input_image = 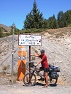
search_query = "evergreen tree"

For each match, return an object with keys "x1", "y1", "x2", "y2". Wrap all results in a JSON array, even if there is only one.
[
  {"x1": 57, "y1": 11, "x2": 65, "y2": 28},
  {"x1": 42, "y1": 19, "x2": 49, "y2": 29},
  {"x1": 64, "y1": 10, "x2": 71, "y2": 26},
  {"x1": 24, "y1": 0, "x2": 44, "y2": 29},
  {"x1": 48, "y1": 15, "x2": 58, "y2": 29}
]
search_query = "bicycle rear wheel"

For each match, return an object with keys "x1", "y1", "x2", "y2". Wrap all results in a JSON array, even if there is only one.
[
  {"x1": 49, "y1": 78, "x2": 58, "y2": 85},
  {"x1": 23, "y1": 73, "x2": 36, "y2": 86}
]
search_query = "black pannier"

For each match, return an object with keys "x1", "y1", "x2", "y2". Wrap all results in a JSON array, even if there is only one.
[{"x1": 51, "y1": 72, "x2": 59, "y2": 79}]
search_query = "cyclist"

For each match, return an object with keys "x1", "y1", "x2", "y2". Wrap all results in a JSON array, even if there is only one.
[{"x1": 31, "y1": 49, "x2": 49, "y2": 87}]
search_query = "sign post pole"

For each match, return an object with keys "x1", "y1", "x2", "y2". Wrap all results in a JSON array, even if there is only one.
[
  {"x1": 29, "y1": 46, "x2": 31, "y2": 62},
  {"x1": 11, "y1": 23, "x2": 15, "y2": 84},
  {"x1": 29, "y1": 46, "x2": 31, "y2": 83},
  {"x1": 18, "y1": 34, "x2": 42, "y2": 84}
]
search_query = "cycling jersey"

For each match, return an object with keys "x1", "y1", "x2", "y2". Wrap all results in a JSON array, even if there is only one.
[{"x1": 39, "y1": 54, "x2": 49, "y2": 68}]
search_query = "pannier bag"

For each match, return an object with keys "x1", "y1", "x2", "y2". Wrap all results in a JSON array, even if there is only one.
[
  {"x1": 51, "y1": 72, "x2": 59, "y2": 79},
  {"x1": 49, "y1": 64, "x2": 60, "y2": 72}
]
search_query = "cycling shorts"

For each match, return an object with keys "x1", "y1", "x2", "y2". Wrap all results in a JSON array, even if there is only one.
[{"x1": 40, "y1": 67, "x2": 49, "y2": 72}]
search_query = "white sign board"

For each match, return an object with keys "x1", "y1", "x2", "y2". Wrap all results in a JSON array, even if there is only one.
[{"x1": 18, "y1": 34, "x2": 42, "y2": 46}]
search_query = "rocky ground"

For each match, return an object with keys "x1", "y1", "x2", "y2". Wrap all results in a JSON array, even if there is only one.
[{"x1": 0, "y1": 27, "x2": 71, "y2": 93}]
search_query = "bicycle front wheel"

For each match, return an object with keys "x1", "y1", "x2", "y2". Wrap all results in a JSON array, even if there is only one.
[{"x1": 23, "y1": 73, "x2": 36, "y2": 86}]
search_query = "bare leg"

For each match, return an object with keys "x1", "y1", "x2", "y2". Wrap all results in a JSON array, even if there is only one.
[{"x1": 44, "y1": 72, "x2": 48, "y2": 87}]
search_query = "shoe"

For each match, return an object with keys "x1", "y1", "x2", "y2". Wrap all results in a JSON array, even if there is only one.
[{"x1": 43, "y1": 85, "x2": 48, "y2": 88}]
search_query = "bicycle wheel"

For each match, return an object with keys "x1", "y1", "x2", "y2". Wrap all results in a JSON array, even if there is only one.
[
  {"x1": 23, "y1": 73, "x2": 36, "y2": 86},
  {"x1": 49, "y1": 78, "x2": 58, "y2": 85}
]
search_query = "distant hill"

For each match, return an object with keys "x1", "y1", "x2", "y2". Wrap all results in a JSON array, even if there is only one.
[{"x1": 0, "y1": 24, "x2": 11, "y2": 32}]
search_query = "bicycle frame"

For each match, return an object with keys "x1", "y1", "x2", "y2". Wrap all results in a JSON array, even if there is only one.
[{"x1": 30, "y1": 66, "x2": 44, "y2": 79}]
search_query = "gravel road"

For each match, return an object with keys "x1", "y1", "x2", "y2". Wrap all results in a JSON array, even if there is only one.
[{"x1": 0, "y1": 82, "x2": 71, "y2": 94}]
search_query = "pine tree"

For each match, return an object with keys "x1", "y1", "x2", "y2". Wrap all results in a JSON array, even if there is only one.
[
  {"x1": 24, "y1": 0, "x2": 44, "y2": 29},
  {"x1": 64, "y1": 10, "x2": 71, "y2": 26},
  {"x1": 57, "y1": 11, "x2": 65, "y2": 28},
  {"x1": 48, "y1": 15, "x2": 58, "y2": 29}
]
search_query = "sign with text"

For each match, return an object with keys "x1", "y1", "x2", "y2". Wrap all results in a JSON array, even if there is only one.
[{"x1": 18, "y1": 34, "x2": 42, "y2": 46}]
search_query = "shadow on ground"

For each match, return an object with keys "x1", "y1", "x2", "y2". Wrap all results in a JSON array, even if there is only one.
[{"x1": 36, "y1": 82, "x2": 57, "y2": 87}]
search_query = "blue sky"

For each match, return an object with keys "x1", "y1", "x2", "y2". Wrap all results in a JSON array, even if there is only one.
[{"x1": 0, "y1": 0, "x2": 71, "y2": 30}]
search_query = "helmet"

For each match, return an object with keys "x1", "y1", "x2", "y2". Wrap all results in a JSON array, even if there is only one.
[{"x1": 40, "y1": 49, "x2": 45, "y2": 53}]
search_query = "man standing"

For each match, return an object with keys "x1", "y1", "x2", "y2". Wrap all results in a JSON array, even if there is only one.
[{"x1": 31, "y1": 49, "x2": 49, "y2": 87}]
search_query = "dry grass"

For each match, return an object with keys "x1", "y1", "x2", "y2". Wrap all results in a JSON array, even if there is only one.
[{"x1": 42, "y1": 27, "x2": 71, "y2": 38}]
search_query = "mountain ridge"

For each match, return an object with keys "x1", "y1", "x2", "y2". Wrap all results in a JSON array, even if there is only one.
[{"x1": 0, "y1": 24, "x2": 11, "y2": 32}]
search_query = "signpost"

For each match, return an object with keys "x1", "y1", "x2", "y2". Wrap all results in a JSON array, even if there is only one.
[
  {"x1": 18, "y1": 34, "x2": 42, "y2": 61},
  {"x1": 18, "y1": 34, "x2": 42, "y2": 83},
  {"x1": 18, "y1": 34, "x2": 42, "y2": 46}
]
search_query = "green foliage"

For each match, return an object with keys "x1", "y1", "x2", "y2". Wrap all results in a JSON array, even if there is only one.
[
  {"x1": 0, "y1": 26, "x2": 20, "y2": 38},
  {"x1": 57, "y1": 11, "x2": 65, "y2": 28},
  {"x1": 0, "y1": 27, "x2": 3, "y2": 38},
  {"x1": 20, "y1": 28, "x2": 46, "y2": 33},
  {"x1": 22, "y1": 9, "x2": 71, "y2": 34},
  {"x1": 14, "y1": 28, "x2": 19, "y2": 35},
  {"x1": 57, "y1": 10, "x2": 71, "y2": 28},
  {"x1": 9, "y1": 27, "x2": 20, "y2": 35},
  {"x1": 42, "y1": 19, "x2": 49, "y2": 29},
  {"x1": 68, "y1": 24, "x2": 71, "y2": 27},
  {"x1": 64, "y1": 10, "x2": 71, "y2": 26},
  {"x1": 24, "y1": 1, "x2": 44, "y2": 29},
  {"x1": 24, "y1": 1, "x2": 71, "y2": 31},
  {"x1": 1, "y1": 2, "x2": 71, "y2": 37},
  {"x1": 48, "y1": 15, "x2": 58, "y2": 29}
]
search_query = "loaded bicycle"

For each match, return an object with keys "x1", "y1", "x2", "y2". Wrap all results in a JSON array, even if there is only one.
[{"x1": 23, "y1": 62, "x2": 60, "y2": 86}]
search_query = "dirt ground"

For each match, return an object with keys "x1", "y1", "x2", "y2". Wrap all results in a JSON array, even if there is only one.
[
  {"x1": 0, "y1": 73, "x2": 71, "y2": 94},
  {"x1": 0, "y1": 27, "x2": 71, "y2": 93}
]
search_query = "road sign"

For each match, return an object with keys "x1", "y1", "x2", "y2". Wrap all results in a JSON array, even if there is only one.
[{"x1": 18, "y1": 34, "x2": 42, "y2": 46}]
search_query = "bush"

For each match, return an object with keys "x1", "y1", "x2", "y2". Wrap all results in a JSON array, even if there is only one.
[{"x1": 20, "y1": 28, "x2": 46, "y2": 34}]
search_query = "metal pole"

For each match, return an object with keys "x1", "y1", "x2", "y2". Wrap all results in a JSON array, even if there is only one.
[
  {"x1": 29, "y1": 46, "x2": 31, "y2": 61},
  {"x1": 11, "y1": 23, "x2": 15, "y2": 84},
  {"x1": 29, "y1": 46, "x2": 31, "y2": 83},
  {"x1": 29, "y1": 46, "x2": 31, "y2": 73}
]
